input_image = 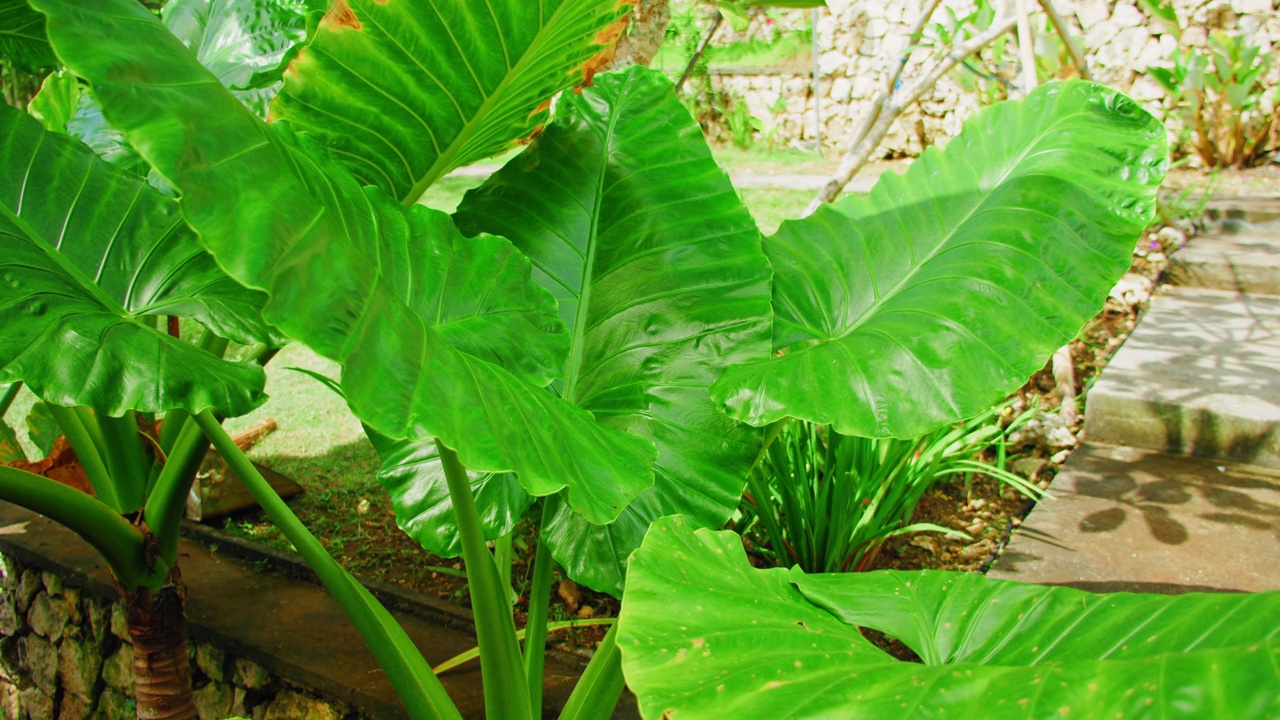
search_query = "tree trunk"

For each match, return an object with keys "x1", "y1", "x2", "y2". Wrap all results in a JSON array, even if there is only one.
[
  {"x1": 608, "y1": 0, "x2": 672, "y2": 71},
  {"x1": 126, "y1": 567, "x2": 196, "y2": 720}
]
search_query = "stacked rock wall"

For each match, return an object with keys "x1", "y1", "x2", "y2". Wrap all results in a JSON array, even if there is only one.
[
  {"x1": 0, "y1": 554, "x2": 358, "y2": 720},
  {"x1": 708, "y1": 0, "x2": 1280, "y2": 157}
]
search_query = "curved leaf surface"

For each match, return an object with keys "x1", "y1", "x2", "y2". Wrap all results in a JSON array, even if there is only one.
[
  {"x1": 792, "y1": 567, "x2": 1280, "y2": 666},
  {"x1": 35, "y1": 0, "x2": 657, "y2": 524},
  {"x1": 164, "y1": 0, "x2": 311, "y2": 117},
  {"x1": 0, "y1": 105, "x2": 266, "y2": 417},
  {"x1": 455, "y1": 67, "x2": 773, "y2": 594},
  {"x1": 0, "y1": 0, "x2": 56, "y2": 71},
  {"x1": 618, "y1": 516, "x2": 1280, "y2": 720},
  {"x1": 711, "y1": 81, "x2": 1168, "y2": 438},
  {"x1": 271, "y1": 0, "x2": 628, "y2": 202}
]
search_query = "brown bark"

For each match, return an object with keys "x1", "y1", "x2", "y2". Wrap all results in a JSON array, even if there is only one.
[
  {"x1": 607, "y1": 0, "x2": 672, "y2": 71},
  {"x1": 127, "y1": 568, "x2": 196, "y2": 720}
]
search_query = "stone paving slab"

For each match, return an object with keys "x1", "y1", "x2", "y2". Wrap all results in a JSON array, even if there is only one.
[
  {"x1": 1168, "y1": 231, "x2": 1280, "y2": 294},
  {"x1": 989, "y1": 442, "x2": 1280, "y2": 593},
  {"x1": 1083, "y1": 285, "x2": 1280, "y2": 469}
]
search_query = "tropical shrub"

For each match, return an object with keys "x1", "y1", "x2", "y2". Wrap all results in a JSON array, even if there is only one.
[
  {"x1": 18, "y1": 0, "x2": 1180, "y2": 718},
  {"x1": 738, "y1": 401, "x2": 1039, "y2": 574}
]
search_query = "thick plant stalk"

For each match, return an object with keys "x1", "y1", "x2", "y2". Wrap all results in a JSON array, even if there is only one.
[
  {"x1": 556, "y1": 624, "x2": 626, "y2": 720},
  {"x1": 524, "y1": 527, "x2": 555, "y2": 716},
  {"x1": 195, "y1": 412, "x2": 460, "y2": 720},
  {"x1": 436, "y1": 442, "x2": 533, "y2": 720},
  {"x1": 1037, "y1": 0, "x2": 1091, "y2": 80},
  {"x1": 807, "y1": 14, "x2": 1017, "y2": 213},
  {"x1": 128, "y1": 570, "x2": 196, "y2": 720}
]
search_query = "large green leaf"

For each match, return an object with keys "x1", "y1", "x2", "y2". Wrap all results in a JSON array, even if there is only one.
[
  {"x1": 617, "y1": 516, "x2": 1280, "y2": 719},
  {"x1": 163, "y1": 0, "x2": 312, "y2": 117},
  {"x1": 711, "y1": 81, "x2": 1167, "y2": 439},
  {"x1": 0, "y1": 105, "x2": 266, "y2": 417},
  {"x1": 270, "y1": 0, "x2": 629, "y2": 203},
  {"x1": 454, "y1": 67, "x2": 774, "y2": 595},
  {"x1": 0, "y1": 0, "x2": 56, "y2": 71},
  {"x1": 34, "y1": 0, "x2": 657, "y2": 524},
  {"x1": 793, "y1": 567, "x2": 1280, "y2": 666}
]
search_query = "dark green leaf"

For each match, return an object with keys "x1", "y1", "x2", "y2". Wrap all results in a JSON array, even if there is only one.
[
  {"x1": 0, "y1": 0, "x2": 56, "y2": 71},
  {"x1": 711, "y1": 81, "x2": 1167, "y2": 439},
  {"x1": 271, "y1": 0, "x2": 629, "y2": 203},
  {"x1": 618, "y1": 516, "x2": 1280, "y2": 719},
  {"x1": 455, "y1": 67, "x2": 774, "y2": 594},
  {"x1": 0, "y1": 105, "x2": 267, "y2": 417}
]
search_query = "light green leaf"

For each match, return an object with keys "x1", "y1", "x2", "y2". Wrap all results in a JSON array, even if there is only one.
[
  {"x1": 793, "y1": 567, "x2": 1280, "y2": 666},
  {"x1": 270, "y1": 0, "x2": 629, "y2": 203},
  {"x1": 0, "y1": 104, "x2": 267, "y2": 417},
  {"x1": 26, "y1": 69, "x2": 79, "y2": 132},
  {"x1": 455, "y1": 67, "x2": 774, "y2": 594},
  {"x1": 711, "y1": 81, "x2": 1167, "y2": 439},
  {"x1": 35, "y1": 0, "x2": 657, "y2": 524},
  {"x1": 618, "y1": 516, "x2": 1280, "y2": 719},
  {"x1": 163, "y1": 0, "x2": 310, "y2": 117},
  {"x1": 25, "y1": 401, "x2": 58, "y2": 459}
]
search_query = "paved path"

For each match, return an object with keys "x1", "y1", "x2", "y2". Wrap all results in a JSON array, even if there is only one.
[{"x1": 991, "y1": 198, "x2": 1280, "y2": 593}]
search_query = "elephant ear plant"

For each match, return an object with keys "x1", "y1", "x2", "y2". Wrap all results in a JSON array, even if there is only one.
[{"x1": 27, "y1": 0, "x2": 1231, "y2": 718}]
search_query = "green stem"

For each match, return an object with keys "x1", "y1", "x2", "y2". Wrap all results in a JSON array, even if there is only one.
[
  {"x1": 436, "y1": 441, "x2": 533, "y2": 720},
  {"x1": 556, "y1": 624, "x2": 626, "y2": 720},
  {"x1": 95, "y1": 411, "x2": 148, "y2": 512},
  {"x1": 432, "y1": 619, "x2": 617, "y2": 675},
  {"x1": 158, "y1": 410, "x2": 189, "y2": 456},
  {"x1": 0, "y1": 382, "x2": 21, "y2": 418},
  {"x1": 195, "y1": 412, "x2": 460, "y2": 720},
  {"x1": 45, "y1": 405, "x2": 123, "y2": 512},
  {"x1": 0, "y1": 465, "x2": 156, "y2": 590},
  {"x1": 525, "y1": 509, "x2": 556, "y2": 716},
  {"x1": 494, "y1": 531, "x2": 514, "y2": 613},
  {"x1": 144, "y1": 417, "x2": 212, "y2": 567}
]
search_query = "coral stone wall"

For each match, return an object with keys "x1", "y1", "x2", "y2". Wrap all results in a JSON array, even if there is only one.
[{"x1": 710, "y1": 0, "x2": 1280, "y2": 157}]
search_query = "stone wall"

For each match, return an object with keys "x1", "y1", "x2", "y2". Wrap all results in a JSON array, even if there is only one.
[
  {"x1": 0, "y1": 554, "x2": 356, "y2": 720},
  {"x1": 708, "y1": 0, "x2": 1280, "y2": 157}
]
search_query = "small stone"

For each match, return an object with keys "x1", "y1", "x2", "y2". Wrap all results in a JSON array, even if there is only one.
[
  {"x1": 56, "y1": 693, "x2": 92, "y2": 720},
  {"x1": 576, "y1": 606, "x2": 595, "y2": 620},
  {"x1": 16, "y1": 571, "x2": 42, "y2": 615},
  {"x1": 195, "y1": 643, "x2": 227, "y2": 683},
  {"x1": 19, "y1": 635, "x2": 57, "y2": 696},
  {"x1": 192, "y1": 682, "x2": 234, "y2": 720},
  {"x1": 58, "y1": 635, "x2": 104, "y2": 700},
  {"x1": 0, "y1": 600, "x2": 17, "y2": 638},
  {"x1": 262, "y1": 690, "x2": 347, "y2": 720},
  {"x1": 1012, "y1": 457, "x2": 1048, "y2": 481},
  {"x1": 0, "y1": 556, "x2": 17, "y2": 592},
  {"x1": 0, "y1": 681, "x2": 18, "y2": 720},
  {"x1": 86, "y1": 603, "x2": 110, "y2": 647},
  {"x1": 27, "y1": 593, "x2": 69, "y2": 643},
  {"x1": 93, "y1": 689, "x2": 133, "y2": 720},
  {"x1": 556, "y1": 581, "x2": 581, "y2": 613},
  {"x1": 18, "y1": 687, "x2": 53, "y2": 720},
  {"x1": 230, "y1": 688, "x2": 249, "y2": 719},
  {"x1": 109, "y1": 604, "x2": 129, "y2": 643},
  {"x1": 232, "y1": 659, "x2": 272, "y2": 691},
  {"x1": 40, "y1": 573, "x2": 61, "y2": 599},
  {"x1": 102, "y1": 646, "x2": 134, "y2": 691},
  {"x1": 0, "y1": 637, "x2": 20, "y2": 681},
  {"x1": 62, "y1": 589, "x2": 81, "y2": 627}
]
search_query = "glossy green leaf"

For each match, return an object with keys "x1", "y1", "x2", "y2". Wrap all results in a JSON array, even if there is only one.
[
  {"x1": 792, "y1": 567, "x2": 1280, "y2": 666},
  {"x1": 455, "y1": 67, "x2": 774, "y2": 595},
  {"x1": 271, "y1": 0, "x2": 629, "y2": 203},
  {"x1": 163, "y1": 0, "x2": 311, "y2": 117},
  {"x1": 26, "y1": 69, "x2": 78, "y2": 131},
  {"x1": 618, "y1": 516, "x2": 1280, "y2": 719},
  {"x1": 35, "y1": 0, "x2": 657, "y2": 524},
  {"x1": 0, "y1": 105, "x2": 267, "y2": 417},
  {"x1": 712, "y1": 81, "x2": 1167, "y2": 439},
  {"x1": 0, "y1": 0, "x2": 56, "y2": 71}
]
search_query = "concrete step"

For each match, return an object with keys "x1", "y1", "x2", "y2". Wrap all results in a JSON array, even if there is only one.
[
  {"x1": 1167, "y1": 231, "x2": 1280, "y2": 295},
  {"x1": 1202, "y1": 196, "x2": 1280, "y2": 231},
  {"x1": 1083, "y1": 285, "x2": 1280, "y2": 469},
  {"x1": 989, "y1": 442, "x2": 1280, "y2": 593}
]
